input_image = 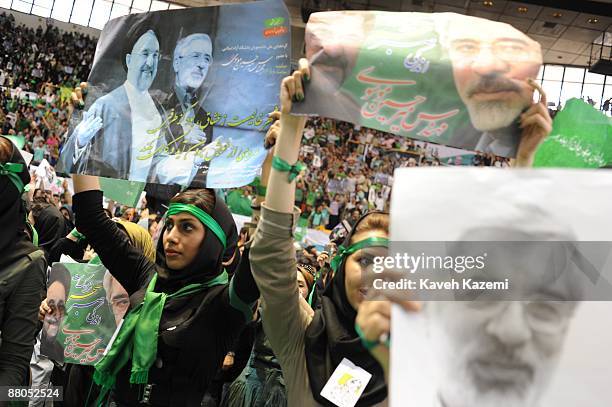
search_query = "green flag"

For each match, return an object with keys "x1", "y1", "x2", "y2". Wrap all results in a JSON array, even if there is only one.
[
  {"x1": 534, "y1": 98, "x2": 612, "y2": 168},
  {"x1": 100, "y1": 177, "x2": 146, "y2": 207},
  {"x1": 226, "y1": 190, "x2": 253, "y2": 217}
]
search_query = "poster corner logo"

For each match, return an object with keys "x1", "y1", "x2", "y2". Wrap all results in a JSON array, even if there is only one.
[
  {"x1": 264, "y1": 17, "x2": 285, "y2": 27},
  {"x1": 263, "y1": 17, "x2": 287, "y2": 38}
]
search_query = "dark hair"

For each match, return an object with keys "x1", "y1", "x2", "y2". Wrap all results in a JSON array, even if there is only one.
[
  {"x1": 239, "y1": 226, "x2": 250, "y2": 242},
  {"x1": 32, "y1": 196, "x2": 49, "y2": 204},
  {"x1": 170, "y1": 188, "x2": 215, "y2": 215},
  {"x1": 296, "y1": 251, "x2": 316, "y2": 267},
  {"x1": 48, "y1": 264, "x2": 71, "y2": 295}
]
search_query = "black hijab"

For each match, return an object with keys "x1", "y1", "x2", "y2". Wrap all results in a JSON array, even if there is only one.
[
  {"x1": 154, "y1": 189, "x2": 238, "y2": 293},
  {"x1": 0, "y1": 136, "x2": 37, "y2": 269},
  {"x1": 34, "y1": 203, "x2": 70, "y2": 262},
  {"x1": 60, "y1": 205, "x2": 75, "y2": 230},
  {"x1": 304, "y1": 213, "x2": 387, "y2": 406}
]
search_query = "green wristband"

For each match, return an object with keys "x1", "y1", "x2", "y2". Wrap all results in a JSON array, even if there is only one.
[
  {"x1": 272, "y1": 156, "x2": 306, "y2": 182},
  {"x1": 70, "y1": 228, "x2": 86, "y2": 242},
  {"x1": 354, "y1": 323, "x2": 380, "y2": 350}
]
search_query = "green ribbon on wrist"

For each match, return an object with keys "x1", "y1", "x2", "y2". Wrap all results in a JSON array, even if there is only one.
[
  {"x1": 355, "y1": 323, "x2": 378, "y2": 350},
  {"x1": 272, "y1": 156, "x2": 306, "y2": 182},
  {"x1": 70, "y1": 228, "x2": 86, "y2": 242}
]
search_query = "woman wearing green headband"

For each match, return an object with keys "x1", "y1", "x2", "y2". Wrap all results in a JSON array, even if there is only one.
[
  {"x1": 70, "y1": 175, "x2": 260, "y2": 406},
  {"x1": 0, "y1": 136, "x2": 47, "y2": 385},
  {"x1": 249, "y1": 59, "x2": 392, "y2": 406}
]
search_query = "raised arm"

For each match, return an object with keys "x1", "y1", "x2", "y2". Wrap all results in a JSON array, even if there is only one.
[
  {"x1": 71, "y1": 175, "x2": 153, "y2": 294},
  {"x1": 512, "y1": 79, "x2": 552, "y2": 168},
  {"x1": 249, "y1": 59, "x2": 312, "y2": 359}
]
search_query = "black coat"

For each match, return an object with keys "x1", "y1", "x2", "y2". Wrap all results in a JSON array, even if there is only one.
[{"x1": 72, "y1": 191, "x2": 258, "y2": 406}]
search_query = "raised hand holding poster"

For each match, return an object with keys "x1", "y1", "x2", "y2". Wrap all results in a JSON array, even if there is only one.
[{"x1": 293, "y1": 12, "x2": 542, "y2": 157}]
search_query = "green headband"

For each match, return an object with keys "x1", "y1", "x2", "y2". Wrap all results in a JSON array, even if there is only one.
[
  {"x1": 330, "y1": 237, "x2": 389, "y2": 273},
  {"x1": 0, "y1": 162, "x2": 25, "y2": 193},
  {"x1": 166, "y1": 203, "x2": 227, "y2": 250}
]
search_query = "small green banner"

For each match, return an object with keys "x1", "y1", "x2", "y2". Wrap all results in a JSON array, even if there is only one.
[
  {"x1": 265, "y1": 17, "x2": 285, "y2": 27},
  {"x1": 99, "y1": 177, "x2": 146, "y2": 207},
  {"x1": 534, "y1": 98, "x2": 612, "y2": 168}
]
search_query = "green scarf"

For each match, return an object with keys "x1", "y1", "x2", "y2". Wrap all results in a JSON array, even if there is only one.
[{"x1": 93, "y1": 271, "x2": 228, "y2": 395}]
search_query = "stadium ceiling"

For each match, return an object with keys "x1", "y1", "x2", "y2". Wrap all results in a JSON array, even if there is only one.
[{"x1": 166, "y1": 0, "x2": 612, "y2": 66}]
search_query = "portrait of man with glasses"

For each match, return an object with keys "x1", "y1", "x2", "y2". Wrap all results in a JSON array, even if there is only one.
[
  {"x1": 423, "y1": 223, "x2": 585, "y2": 407},
  {"x1": 150, "y1": 33, "x2": 215, "y2": 187},
  {"x1": 439, "y1": 14, "x2": 543, "y2": 156}
]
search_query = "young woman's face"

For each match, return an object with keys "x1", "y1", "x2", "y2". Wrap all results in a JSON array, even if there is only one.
[
  {"x1": 163, "y1": 213, "x2": 205, "y2": 270},
  {"x1": 148, "y1": 220, "x2": 158, "y2": 237},
  {"x1": 297, "y1": 271, "x2": 309, "y2": 300},
  {"x1": 344, "y1": 229, "x2": 388, "y2": 310}
]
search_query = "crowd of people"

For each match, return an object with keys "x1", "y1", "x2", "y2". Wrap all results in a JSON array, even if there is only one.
[
  {"x1": 0, "y1": 12, "x2": 95, "y2": 90},
  {"x1": 0, "y1": 6, "x2": 582, "y2": 407},
  {"x1": 0, "y1": 49, "x2": 553, "y2": 405},
  {"x1": 0, "y1": 11, "x2": 95, "y2": 166},
  {"x1": 226, "y1": 116, "x2": 510, "y2": 231}
]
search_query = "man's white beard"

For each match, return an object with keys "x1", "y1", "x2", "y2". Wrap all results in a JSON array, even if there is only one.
[
  {"x1": 438, "y1": 376, "x2": 539, "y2": 407},
  {"x1": 466, "y1": 100, "x2": 524, "y2": 132}
]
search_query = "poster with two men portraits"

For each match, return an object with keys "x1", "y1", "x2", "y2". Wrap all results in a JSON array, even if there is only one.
[{"x1": 57, "y1": 0, "x2": 290, "y2": 188}]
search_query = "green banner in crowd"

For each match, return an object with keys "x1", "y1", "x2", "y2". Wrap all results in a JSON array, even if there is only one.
[
  {"x1": 99, "y1": 177, "x2": 146, "y2": 208},
  {"x1": 293, "y1": 11, "x2": 543, "y2": 158},
  {"x1": 226, "y1": 190, "x2": 253, "y2": 217},
  {"x1": 534, "y1": 98, "x2": 612, "y2": 168},
  {"x1": 40, "y1": 262, "x2": 128, "y2": 365}
]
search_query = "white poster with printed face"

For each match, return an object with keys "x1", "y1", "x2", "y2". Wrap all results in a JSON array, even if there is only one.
[{"x1": 385, "y1": 167, "x2": 612, "y2": 407}]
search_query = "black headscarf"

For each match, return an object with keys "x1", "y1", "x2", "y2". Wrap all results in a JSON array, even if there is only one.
[
  {"x1": 34, "y1": 204, "x2": 70, "y2": 262},
  {"x1": 60, "y1": 205, "x2": 75, "y2": 230},
  {"x1": 304, "y1": 212, "x2": 387, "y2": 406},
  {"x1": 154, "y1": 189, "x2": 238, "y2": 293},
  {"x1": 0, "y1": 136, "x2": 37, "y2": 269}
]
